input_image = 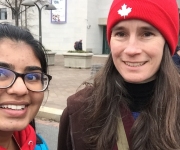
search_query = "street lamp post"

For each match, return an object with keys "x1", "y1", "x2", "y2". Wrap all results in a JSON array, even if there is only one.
[{"x1": 21, "y1": 0, "x2": 56, "y2": 44}]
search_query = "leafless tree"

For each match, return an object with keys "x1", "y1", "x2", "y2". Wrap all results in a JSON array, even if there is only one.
[{"x1": 0, "y1": 0, "x2": 48, "y2": 26}]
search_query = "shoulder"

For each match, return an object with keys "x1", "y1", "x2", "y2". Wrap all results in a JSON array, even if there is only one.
[
  {"x1": 60, "y1": 85, "x2": 93, "y2": 124},
  {"x1": 58, "y1": 86, "x2": 93, "y2": 149},
  {"x1": 67, "y1": 86, "x2": 93, "y2": 115}
]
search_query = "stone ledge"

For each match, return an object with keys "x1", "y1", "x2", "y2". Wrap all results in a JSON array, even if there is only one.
[
  {"x1": 63, "y1": 52, "x2": 93, "y2": 69},
  {"x1": 36, "y1": 106, "x2": 63, "y2": 122},
  {"x1": 63, "y1": 52, "x2": 93, "y2": 56}
]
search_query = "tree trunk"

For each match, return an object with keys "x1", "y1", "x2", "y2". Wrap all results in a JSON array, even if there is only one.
[
  {"x1": 15, "y1": 0, "x2": 18, "y2": 26},
  {"x1": 15, "y1": 13, "x2": 19, "y2": 26}
]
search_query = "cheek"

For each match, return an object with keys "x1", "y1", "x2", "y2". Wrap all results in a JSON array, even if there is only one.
[
  {"x1": 110, "y1": 40, "x2": 122, "y2": 57},
  {"x1": 31, "y1": 92, "x2": 44, "y2": 105},
  {"x1": 152, "y1": 38, "x2": 165, "y2": 55},
  {"x1": 149, "y1": 43, "x2": 164, "y2": 61},
  {"x1": 28, "y1": 93, "x2": 44, "y2": 120},
  {"x1": 0, "y1": 89, "x2": 5, "y2": 93}
]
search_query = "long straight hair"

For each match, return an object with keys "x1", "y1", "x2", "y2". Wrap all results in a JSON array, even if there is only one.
[{"x1": 84, "y1": 44, "x2": 180, "y2": 150}]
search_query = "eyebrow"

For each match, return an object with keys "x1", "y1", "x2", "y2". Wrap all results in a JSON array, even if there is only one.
[
  {"x1": 112, "y1": 25, "x2": 157, "y2": 32},
  {"x1": 111, "y1": 26, "x2": 126, "y2": 31},
  {"x1": 139, "y1": 26, "x2": 158, "y2": 31},
  {"x1": 24, "y1": 66, "x2": 42, "y2": 72},
  {"x1": 0, "y1": 62, "x2": 42, "y2": 72},
  {"x1": 0, "y1": 62, "x2": 13, "y2": 69}
]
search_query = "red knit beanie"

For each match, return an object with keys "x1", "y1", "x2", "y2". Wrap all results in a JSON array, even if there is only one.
[{"x1": 107, "y1": 0, "x2": 179, "y2": 55}]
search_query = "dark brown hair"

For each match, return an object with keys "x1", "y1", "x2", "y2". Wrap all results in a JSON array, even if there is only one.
[{"x1": 83, "y1": 44, "x2": 180, "y2": 150}]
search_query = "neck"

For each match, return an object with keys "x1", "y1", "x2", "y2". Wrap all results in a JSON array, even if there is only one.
[{"x1": 0, "y1": 131, "x2": 13, "y2": 149}]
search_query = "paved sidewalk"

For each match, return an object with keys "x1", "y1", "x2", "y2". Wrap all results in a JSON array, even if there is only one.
[{"x1": 37, "y1": 54, "x2": 108, "y2": 122}]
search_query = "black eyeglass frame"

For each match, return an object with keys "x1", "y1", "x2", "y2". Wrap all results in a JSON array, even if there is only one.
[{"x1": 0, "y1": 67, "x2": 52, "y2": 92}]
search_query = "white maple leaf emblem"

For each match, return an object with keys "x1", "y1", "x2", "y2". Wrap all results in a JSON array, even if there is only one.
[{"x1": 118, "y1": 4, "x2": 132, "y2": 18}]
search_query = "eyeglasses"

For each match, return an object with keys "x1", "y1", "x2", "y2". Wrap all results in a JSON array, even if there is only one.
[{"x1": 0, "y1": 67, "x2": 52, "y2": 92}]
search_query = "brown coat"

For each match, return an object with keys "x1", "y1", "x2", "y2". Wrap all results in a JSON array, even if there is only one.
[
  {"x1": 57, "y1": 87, "x2": 93, "y2": 150},
  {"x1": 57, "y1": 87, "x2": 134, "y2": 150}
]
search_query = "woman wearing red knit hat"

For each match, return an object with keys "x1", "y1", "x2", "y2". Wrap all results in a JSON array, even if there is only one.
[{"x1": 58, "y1": 0, "x2": 180, "y2": 149}]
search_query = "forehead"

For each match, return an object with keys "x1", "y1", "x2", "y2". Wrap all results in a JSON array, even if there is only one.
[
  {"x1": 112, "y1": 19, "x2": 156, "y2": 30},
  {"x1": 0, "y1": 38, "x2": 41, "y2": 69}
]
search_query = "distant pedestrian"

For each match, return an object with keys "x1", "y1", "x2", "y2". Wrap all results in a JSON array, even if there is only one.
[
  {"x1": 78, "y1": 40, "x2": 82, "y2": 50},
  {"x1": 74, "y1": 41, "x2": 79, "y2": 50},
  {"x1": 74, "y1": 40, "x2": 82, "y2": 50}
]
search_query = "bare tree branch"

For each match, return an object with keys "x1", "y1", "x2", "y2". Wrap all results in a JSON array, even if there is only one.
[{"x1": 0, "y1": 0, "x2": 49, "y2": 26}]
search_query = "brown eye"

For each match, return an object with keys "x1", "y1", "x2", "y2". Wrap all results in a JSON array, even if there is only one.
[
  {"x1": 143, "y1": 32, "x2": 153, "y2": 37},
  {"x1": 116, "y1": 32, "x2": 126, "y2": 37}
]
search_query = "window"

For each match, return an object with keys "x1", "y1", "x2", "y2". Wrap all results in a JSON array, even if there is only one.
[{"x1": 0, "y1": 8, "x2": 7, "y2": 20}]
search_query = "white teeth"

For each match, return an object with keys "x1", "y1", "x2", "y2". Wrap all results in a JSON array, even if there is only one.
[
  {"x1": 125, "y1": 62, "x2": 144, "y2": 67},
  {"x1": 0, "y1": 105, "x2": 26, "y2": 110}
]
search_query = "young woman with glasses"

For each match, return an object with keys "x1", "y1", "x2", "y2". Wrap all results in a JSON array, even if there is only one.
[{"x1": 0, "y1": 23, "x2": 52, "y2": 150}]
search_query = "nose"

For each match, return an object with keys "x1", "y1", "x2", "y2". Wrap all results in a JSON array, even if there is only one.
[
  {"x1": 124, "y1": 35, "x2": 142, "y2": 55},
  {"x1": 7, "y1": 77, "x2": 28, "y2": 95}
]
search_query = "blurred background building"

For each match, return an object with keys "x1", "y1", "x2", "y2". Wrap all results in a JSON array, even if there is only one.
[{"x1": 0, "y1": 0, "x2": 179, "y2": 54}]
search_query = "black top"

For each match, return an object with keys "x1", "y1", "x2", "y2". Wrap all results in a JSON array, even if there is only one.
[{"x1": 124, "y1": 80, "x2": 155, "y2": 112}]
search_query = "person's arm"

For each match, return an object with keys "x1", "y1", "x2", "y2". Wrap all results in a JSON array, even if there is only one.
[{"x1": 57, "y1": 108, "x2": 72, "y2": 150}]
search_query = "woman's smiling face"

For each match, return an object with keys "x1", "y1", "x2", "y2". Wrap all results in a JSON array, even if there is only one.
[
  {"x1": 0, "y1": 38, "x2": 44, "y2": 132},
  {"x1": 110, "y1": 19, "x2": 165, "y2": 83}
]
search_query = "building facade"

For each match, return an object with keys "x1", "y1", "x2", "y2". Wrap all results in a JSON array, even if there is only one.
[{"x1": 0, "y1": 0, "x2": 180, "y2": 54}]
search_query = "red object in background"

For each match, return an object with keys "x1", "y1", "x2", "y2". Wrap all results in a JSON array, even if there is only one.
[
  {"x1": 179, "y1": 12, "x2": 180, "y2": 34},
  {"x1": 179, "y1": 14, "x2": 180, "y2": 35}
]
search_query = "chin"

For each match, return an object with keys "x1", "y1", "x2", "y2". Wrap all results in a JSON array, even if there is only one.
[
  {"x1": 125, "y1": 80, "x2": 142, "y2": 84},
  {"x1": 124, "y1": 77, "x2": 146, "y2": 84},
  {"x1": 125, "y1": 77, "x2": 155, "y2": 84},
  {"x1": 0, "y1": 121, "x2": 29, "y2": 132}
]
